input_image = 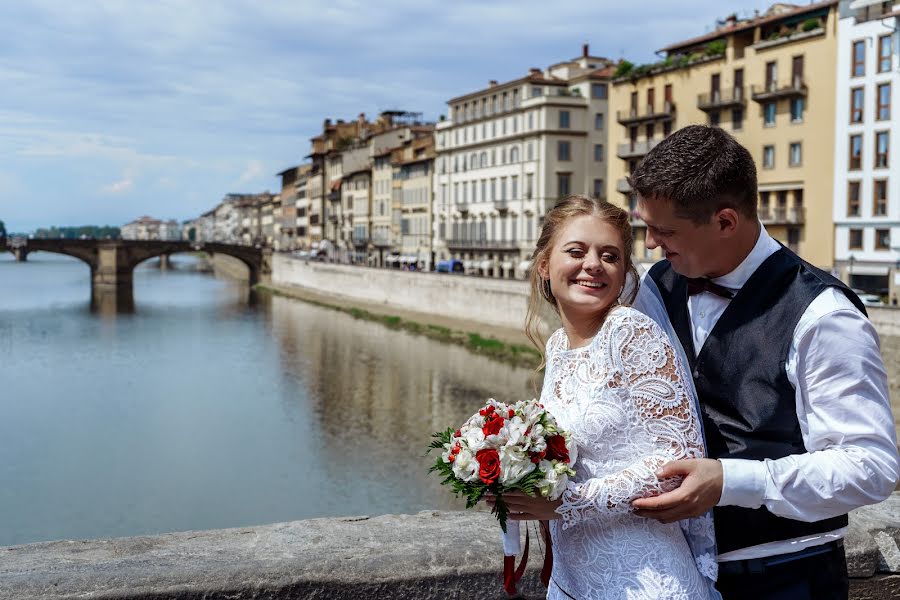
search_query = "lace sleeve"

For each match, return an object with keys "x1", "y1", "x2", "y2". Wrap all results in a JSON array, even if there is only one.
[{"x1": 555, "y1": 311, "x2": 705, "y2": 529}]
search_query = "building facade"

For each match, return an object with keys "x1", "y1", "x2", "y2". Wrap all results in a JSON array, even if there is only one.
[
  {"x1": 833, "y1": 0, "x2": 899, "y2": 300},
  {"x1": 609, "y1": 1, "x2": 840, "y2": 269},
  {"x1": 433, "y1": 45, "x2": 614, "y2": 278}
]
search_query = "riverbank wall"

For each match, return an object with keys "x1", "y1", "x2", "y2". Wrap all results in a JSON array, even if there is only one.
[
  {"x1": 2, "y1": 494, "x2": 898, "y2": 600},
  {"x1": 270, "y1": 255, "x2": 900, "y2": 340}
]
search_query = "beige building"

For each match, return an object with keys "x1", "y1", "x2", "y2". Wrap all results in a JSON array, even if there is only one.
[
  {"x1": 277, "y1": 166, "x2": 300, "y2": 251},
  {"x1": 391, "y1": 135, "x2": 436, "y2": 270},
  {"x1": 433, "y1": 45, "x2": 615, "y2": 278},
  {"x1": 609, "y1": 1, "x2": 840, "y2": 269}
]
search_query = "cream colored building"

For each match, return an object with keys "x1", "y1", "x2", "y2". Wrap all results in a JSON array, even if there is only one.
[
  {"x1": 433, "y1": 45, "x2": 614, "y2": 278},
  {"x1": 609, "y1": 1, "x2": 840, "y2": 269},
  {"x1": 392, "y1": 136, "x2": 435, "y2": 270}
]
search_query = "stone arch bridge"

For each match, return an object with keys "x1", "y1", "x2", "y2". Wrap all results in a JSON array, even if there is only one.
[{"x1": 2, "y1": 238, "x2": 270, "y2": 311}]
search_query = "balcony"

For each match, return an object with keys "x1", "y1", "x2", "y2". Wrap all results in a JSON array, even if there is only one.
[
  {"x1": 352, "y1": 237, "x2": 369, "y2": 248},
  {"x1": 616, "y1": 178, "x2": 633, "y2": 194},
  {"x1": 751, "y1": 78, "x2": 807, "y2": 103},
  {"x1": 617, "y1": 139, "x2": 661, "y2": 159},
  {"x1": 445, "y1": 239, "x2": 520, "y2": 251},
  {"x1": 616, "y1": 101, "x2": 676, "y2": 126},
  {"x1": 327, "y1": 190, "x2": 341, "y2": 202},
  {"x1": 758, "y1": 206, "x2": 805, "y2": 224},
  {"x1": 697, "y1": 88, "x2": 746, "y2": 111}
]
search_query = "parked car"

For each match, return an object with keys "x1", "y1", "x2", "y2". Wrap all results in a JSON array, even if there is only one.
[
  {"x1": 436, "y1": 259, "x2": 464, "y2": 274},
  {"x1": 852, "y1": 289, "x2": 886, "y2": 307}
]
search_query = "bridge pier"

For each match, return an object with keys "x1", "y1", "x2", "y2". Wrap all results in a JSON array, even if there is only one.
[
  {"x1": 13, "y1": 247, "x2": 28, "y2": 262},
  {"x1": 158, "y1": 254, "x2": 171, "y2": 270},
  {"x1": 90, "y1": 245, "x2": 135, "y2": 314}
]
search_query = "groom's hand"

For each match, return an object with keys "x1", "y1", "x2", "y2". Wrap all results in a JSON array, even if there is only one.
[{"x1": 631, "y1": 458, "x2": 723, "y2": 523}]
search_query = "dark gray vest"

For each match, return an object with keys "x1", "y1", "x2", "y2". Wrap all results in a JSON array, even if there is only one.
[{"x1": 649, "y1": 247, "x2": 865, "y2": 553}]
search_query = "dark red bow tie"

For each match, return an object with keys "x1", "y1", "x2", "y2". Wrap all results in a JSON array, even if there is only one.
[{"x1": 686, "y1": 277, "x2": 734, "y2": 299}]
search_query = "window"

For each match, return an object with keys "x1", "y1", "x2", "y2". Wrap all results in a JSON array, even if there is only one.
[
  {"x1": 848, "y1": 181, "x2": 860, "y2": 216},
  {"x1": 732, "y1": 107, "x2": 744, "y2": 130},
  {"x1": 876, "y1": 228, "x2": 891, "y2": 250},
  {"x1": 558, "y1": 140, "x2": 571, "y2": 161},
  {"x1": 765, "y1": 61, "x2": 777, "y2": 91},
  {"x1": 531, "y1": 86, "x2": 543, "y2": 97},
  {"x1": 528, "y1": 112, "x2": 534, "y2": 130},
  {"x1": 527, "y1": 142, "x2": 533, "y2": 161},
  {"x1": 709, "y1": 110, "x2": 720, "y2": 126},
  {"x1": 593, "y1": 178, "x2": 604, "y2": 198},
  {"x1": 790, "y1": 98, "x2": 804, "y2": 122},
  {"x1": 500, "y1": 177, "x2": 507, "y2": 201},
  {"x1": 877, "y1": 83, "x2": 891, "y2": 121},
  {"x1": 511, "y1": 176, "x2": 518, "y2": 200},
  {"x1": 663, "y1": 120, "x2": 673, "y2": 137},
  {"x1": 850, "y1": 134, "x2": 863, "y2": 169},
  {"x1": 557, "y1": 173, "x2": 571, "y2": 197},
  {"x1": 764, "y1": 102, "x2": 776, "y2": 126},
  {"x1": 879, "y1": 34, "x2": 892, "y2": 73},
  {"x1": 876, "y1": 131, "x2": 890, "y2": 168},
  {"x1": 789, "y1": 142, "x2": 802, "y2": 167},
  {"x1": 559, "y1": 110, "x2": 570, "y2": 129},
  {"x1": 594, "y1": 112, "x2": 604, "y2": 129},
  {"x1": 852, "y1": 40, "x2": 865, "y2": 77},
  {"x1": 851, "y1": 87, "x2": 864, "y2": 123},
  {"x1": 763, "y1": 145, "x2": 775, "y2": 169},
  {"x1": 525, "y1": 174, "x2": 534, "y2": 199},
  {"x1": 849, "y1": 228, "x2": 863, "y2": 249},
  {"x1": 591, "y1": 83, "x2": 608, "y2": 99},
  {"x1": 875, "y1": 179, "x2": 888, "y2": 216},
  {"x1": 510, "y1": 146, "x2": 519, "y2": 162},
  {"x1": 594, "y1": 144, "x2": 604, "y2": 161}
]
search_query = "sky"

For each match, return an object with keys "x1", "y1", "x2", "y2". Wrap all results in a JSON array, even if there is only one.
[{"x1": 0, "y1": 0, "x2": 781, "y2": 233}]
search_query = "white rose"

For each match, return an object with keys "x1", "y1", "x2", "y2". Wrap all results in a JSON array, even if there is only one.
[
  {"x1": 451, "y1": 446, "x2": 479, "y2": 482},
  {"x1": 499, "y1": 445, "x2": 535, "y2": 486},
  {"x1": 501, "y1": 416, "x2": 528, "y2": 448}
]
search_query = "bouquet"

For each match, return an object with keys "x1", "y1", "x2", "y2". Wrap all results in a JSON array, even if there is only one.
[{"x1": 427, "y1": 398, "x2": 577, "y2": 532}]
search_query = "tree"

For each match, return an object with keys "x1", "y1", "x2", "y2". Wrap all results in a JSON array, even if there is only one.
[{"x1": 0, "y1": 220, "x2": 6, "y2": 238}]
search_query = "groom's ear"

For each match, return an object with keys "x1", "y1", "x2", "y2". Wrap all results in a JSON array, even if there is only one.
[{"x1": 715, "y1": 208, "x2": 739, "y2": 237}]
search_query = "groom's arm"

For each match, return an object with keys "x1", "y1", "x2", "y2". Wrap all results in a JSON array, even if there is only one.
[
  {"x1": 714, "y1": 290, "x2": 899, "y2": 520},
  {"x1": 634, "y1": 289, "x2": 900, "y2": 523}
]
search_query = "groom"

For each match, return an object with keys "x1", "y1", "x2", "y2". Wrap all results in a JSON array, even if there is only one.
[{"x1": 628, "y1": 125, "x2": 899, "y2": 599}]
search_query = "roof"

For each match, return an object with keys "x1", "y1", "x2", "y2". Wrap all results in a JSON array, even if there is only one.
[
  {"x1": 658, "y1": 0, "x2": 837, "y2": 53},
  {"x1": 276, "y1": 166, "x2": 299, "y2": 177},
  {"x1": 447, "y1": 71, "x2": 566, "y2": 105}
]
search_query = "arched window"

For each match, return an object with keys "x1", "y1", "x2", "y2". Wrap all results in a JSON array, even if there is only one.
[
  {"x1": 510, "y1": 146, "x2": 519, "y2": 162},
  {"x1": 453, "y1": 156, "x2": 458, "y2": 172},
  {"x1": 500, "y1": 148, "x2": 506, "y2": 164},
  {"x1": 480, "y1": 152, "x2": 488, "y2": 168},
  {"x1": 470, "y1": 153, "x2": 478, "y2": 170}
]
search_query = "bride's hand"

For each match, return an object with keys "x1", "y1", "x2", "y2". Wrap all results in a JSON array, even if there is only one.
[{"x1": 484, "y1": 490, "x2": 562, "y2": 521}]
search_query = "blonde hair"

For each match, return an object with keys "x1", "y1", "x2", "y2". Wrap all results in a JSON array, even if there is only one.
[{"x1": 524, "y1": 195, "x2": 640, "y2": 371}]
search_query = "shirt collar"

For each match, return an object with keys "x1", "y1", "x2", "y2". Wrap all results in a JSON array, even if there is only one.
[{"x1": 711, "y1": 223, "x2": 780, "y2": 290}]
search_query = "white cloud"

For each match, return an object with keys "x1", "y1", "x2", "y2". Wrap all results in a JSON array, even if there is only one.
[
  {"x1": 102, "y1": 172, "x2": 135, "y2": 195},
  {"x1": 236, "y1": 160, "x2": 265, "y2": 185}
]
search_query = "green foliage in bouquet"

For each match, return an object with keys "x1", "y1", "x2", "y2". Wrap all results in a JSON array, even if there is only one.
[{"x1": 427, "y1": 428, "x2": 545, "y2": 533}]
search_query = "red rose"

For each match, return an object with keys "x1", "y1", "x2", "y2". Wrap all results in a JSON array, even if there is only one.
[
  {"x1": 545, "y1": 435, "x2": 570, "y2": 463},
  {"x1": 476, "y1": 448, "x2": 501, "y2": 485},
  {"x1": 482, "y1": 413, "x2": 504, "y2": 437}
]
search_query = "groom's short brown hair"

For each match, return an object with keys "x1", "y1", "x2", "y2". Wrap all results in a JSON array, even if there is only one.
[{"x1": 628, "y1": 125, "x2": 758, "y2": 224}]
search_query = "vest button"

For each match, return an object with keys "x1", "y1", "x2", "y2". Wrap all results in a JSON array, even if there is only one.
[{"x1": 692, "y1": 369, "x2": 699, "y2": 379}]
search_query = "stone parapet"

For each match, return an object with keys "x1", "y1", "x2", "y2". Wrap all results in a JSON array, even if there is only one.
[{"x1": 2, "y1": 494, "x2": 898, "y2": 600}]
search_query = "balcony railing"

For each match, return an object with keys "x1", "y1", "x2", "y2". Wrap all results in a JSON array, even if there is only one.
[
  {"x1": 616, "y1": 178, "x2": 633, "y2": 194},
  {"x1": 327, "y1": 190, "x2": 341, "y2": 202},
  {"x1": 697, "y1": 87, "x2": 746, "y2": 111},
  {"x1": 617, "y1": 139, "x2": 661, "y2": 159},
  {"x1": 616, "y1": 101, "x2": 676, "y2": 125},
  {"x1": 751, "y1": 77, "x2": 807, "y2": 102},
  {"x1": 758, "y1": 205, "x2": 805, "y2": 224},
  {"x1": 445, "y1": 239, "x2": 520, "y2": 251}
]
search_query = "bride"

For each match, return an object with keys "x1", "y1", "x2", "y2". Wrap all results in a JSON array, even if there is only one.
[{"x1": 487, "y1": 195, "x2": 720, "y2": 599}]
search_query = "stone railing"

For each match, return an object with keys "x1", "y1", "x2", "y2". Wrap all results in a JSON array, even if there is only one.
[{"x1": 2, "y1": 493, "x2": 898, "y2": 599}]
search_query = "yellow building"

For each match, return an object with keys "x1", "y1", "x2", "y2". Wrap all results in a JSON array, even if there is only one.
[{"x1": 609, "y1": 1, "x2": 839, "y2": 269}]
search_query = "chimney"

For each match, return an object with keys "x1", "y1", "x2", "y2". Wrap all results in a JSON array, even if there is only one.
[
  {"x1": 529, "y1": 68, "x2": 542, "y2": 76},
  {"x1": 489, "y1": 79, "x2": 498, "y2": 87},
  {"x1": 583, "y1": 43, "x2": 589, "y2": 58},
  {"x1": 725, "y1": 14, "x2": 737, "y2": 28},
  {"x1": 323, "y1": 118, "x2": 332, "y2": 127}
]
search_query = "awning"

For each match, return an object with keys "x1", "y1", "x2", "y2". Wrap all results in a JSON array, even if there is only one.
[
  {"x1": 848, "y1": 264, "x2": 890, "y2": 276},
  {"x1": 518, "y1": 260, "x2": 533, "y2": 273},
  {"x1": 849, "y1": 0, "x2": 886, "y2": 9},
  {"x1": 501, "y1": 261, "x2": 513, "y2": 270},
  {"x1": 330, "y1": 180, "x2": 342, "y2": 191},
  {"x1": 385, "y1": 256, "x2": 398, "y2": 263},
  {"x1": 463, "y1": 260, "x2": 473, "y2": 269},
  {"x1": 479, "y1": 260, "x2": 493, "y2": 270}
]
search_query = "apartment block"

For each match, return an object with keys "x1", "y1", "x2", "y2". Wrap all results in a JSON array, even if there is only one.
[
  {"x1": 609, "y1": 1, "x2": 840, "y2": 269},
  {"x1": 433, "y1": 45, "x2": 615, "y2": 278},
  {"x1": 833, "y1": 0, "x2": 900, "y2": 300}
]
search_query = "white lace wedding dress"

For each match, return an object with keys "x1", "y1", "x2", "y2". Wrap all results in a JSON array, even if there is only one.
[{"x1": 542, "y1": 306, "x2": 718, "y2": 600}]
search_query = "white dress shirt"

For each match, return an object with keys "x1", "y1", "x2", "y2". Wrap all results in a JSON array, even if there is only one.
[{"x1": 684, "y1": 226, "x2": 900, "y2": 561}]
